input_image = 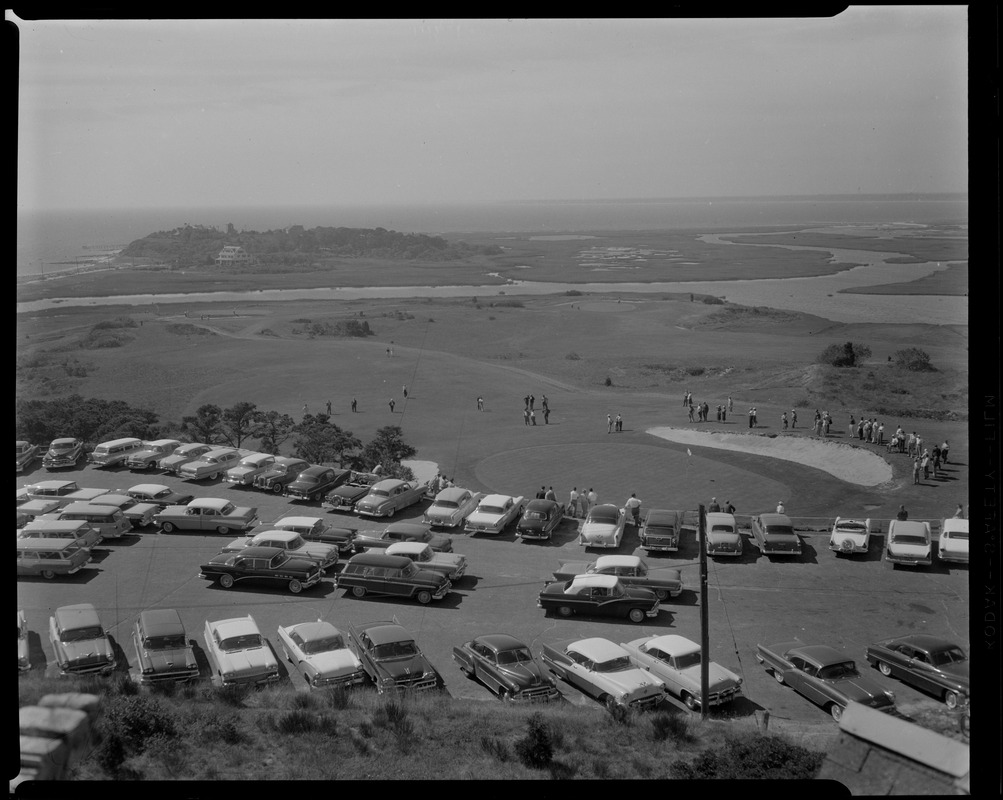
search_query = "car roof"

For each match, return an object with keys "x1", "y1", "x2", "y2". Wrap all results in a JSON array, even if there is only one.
[
  {"x1": 705, "y1": 512, "x2": 736, "y2": 525},
  {"x1": 59, "y1": 502, "x2": 120, "y2": 514},
  {"x1": 791, "y1": 644, "x2": 850, "y2": 665},
  {"x1": 890, "y1": 520, "x2": 931, "y2": 535},
  {"x1": 525, "y1": 498, "x2": 558, "y2": 510},
  {"x1": 202, "y1": 447, "x2": 237, "y2": 457},
  {"x1": 273, "y1": 456, "x2": 307, "y2": 466},
  {"x1": 643, "y1": 634, "x2": 700, "y2": 656},
  {"x1": 139, "y1": 608, "x2": 185, "y2": 636},
  {"x1": 348, "y1": 552, "x2": 413, "y2": 568},
  {"x1": 480, "y1": 494, "x2": 512, "y2": 505},
  {"x1": 275, "y1": 516, "x2": 322, "y2": 526},
  {"x1": 385, "y1": 522, "x2": 430, "y2": 535},
  {"x1": 27, "y1": 480, "x2": 77, "y2": 490},
  {"x1": 192, "y1": 498, "x2": 231, "y2": 510},
  {"x1": 22, "y1": 519, "x2": 90, "y2": 532},
  {"x1": 569, "y1": 574, "x2": 619, "y2": 589},
  {"x1": 594, "y1": 555, "x2": 641, "y2": 569},
  {"x1": 50, "y1": 438, "x2": 79, "y2": 446},
  {"x1": 940, "y1": 519, "x2": 969, "y2": 533},
  {"x1": 474, "y1": 633, "x2": 528, "y2": 652},
  {"x1": 570, "y1": 637, "x2": 628, "y2": 661},
  {"x1": 239, "y1": 453, "x2": 275, "y2": 463},
  {"x1": 645, "y1": 509, "x2": 681, "y2": 523},
  {"x1": 238, "y1": 546, "x2": 286, "y2": 558},
  {"x1": 436, "y1": 487, "x2": 470, "y2": 501},
  {"x1": 385, "y1": 542, "x2": 432, "y2": 556},
  {"x1": 883, "y1": 634, "x2": 962, "y2": 653},
  {"x1": 212, "y1": 616, "x2": 259, "y2": 638},
  {"x1": 55, "y1": 604, "x2": 101, "y2": 629},
  {"x1": 372, "y1": 479, "x2": 405, "y2": 490},
  {"x1": 251, "y1": 530, "x2": 300, "y2": 543},
  {"x1": 174, "y1": 442, "x2": 209, "y2": 451},
  {"x1": 359, "y1": 622, "x2": 414, "y2": 644},
  {"x1": 288, "y1": 620, "x2": 341, "y2": 641},
  {"x1": 298, "y1": 465, "x2": 330, "y2": 475},
  {"x1": 144, "y1": 439, "x2": 181, "y2": 448},
  {"x1": 129, "y1": 483, "x2": 171, "y2": 494},
  {"x1": 16, "y1": 440, "x2": 30, "y2": 448}
]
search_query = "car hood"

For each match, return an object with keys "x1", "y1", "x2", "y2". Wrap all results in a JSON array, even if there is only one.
[
  {"x1": 218, "y1": 647, "x2": 276, "y2": 676},
  {"x1": 140, "y1": 645, "x2": 196, "y2": 672},
  {"x1": 937, "y1": 661, "x2": 970, "y2": 686},
  {"x1": 378, "y1": 655, "x2": 436, "y2": 681},
  {"x1": 673, "y1": 662, "x2": 741, "y2": 691},
  {"x1": 497, "y1": 659, "x2": 553, "y2": 687},
  {"x1": 602, "y1": 667, "x2": 663, "y2": 697},
  {"x1": 59, "y1": 637, "x2": 113, "y2": 663},
  {"x1": 831, "y1": 675, "x2": 895, "y2": 706},
  {"x1": 306, "y1": 649, "x2": 363, "y2": 679}
]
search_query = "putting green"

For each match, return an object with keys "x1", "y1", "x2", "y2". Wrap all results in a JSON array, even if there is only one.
[{"x1": 473, "y1": 441, "x2": 788, "y2": 514}]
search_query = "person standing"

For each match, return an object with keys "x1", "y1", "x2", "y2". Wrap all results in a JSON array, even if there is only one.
[
  {"x1": 728, "y1": 396, "x2": 733, "y2": 413},
  {"x1": 848, "y1": 416, "x2": 856, "y2": 437},
  {"x1": 953, "y1": 503, "x2": 965, "y2": 519},
  {"x1": 607, "y1": 414, "x2": 614, "y2": 434},
  {"x1": 912, "y1": 458, "x2": 921, "y2": 484},
  {"x1": 724, "y1": 500, "x2": 736, "y2": 515},
  {"x1": 388, "y1": 398, "x2": 395, "y2": 413},
  {"x1": 625, "y1": 493, "x2": 642, "y2": 527},
  {"x1": 545, "y1": 486, "x2": 557, "y2": 502},
  {"x1": 782, "y1": 412, "x2": 788, "y2": 430},
  {"x1": 683, "y1": 391, "x2": 689, "y2": 407},
  {"x1": 568, "y1": 487, "x2": 579, "y2": 518},
  {"x1": 351, "y1": 398, "x2": 358, "y2": 412},
  {"x1": 877, "y1": 422, "x2": 884, "y2": 445},
  {"x1": 896, "y1": 505, "x2": 908, "y2": 521},
  {"x1": 615, "y1": 413, "x2": 622, "y2": 432},
  {"x1": 524, "y1": 408, "x2": 530, "y2": 426},
  {"x1": 403, "y1": 385, "x2": 408, "y2": 399},
  {"x1": 477, "y1": 396, "x2": 484, "y2": 411},
  {"x1": 708, "y1": 497, "x2": 721, "y2": 512},
  {"x1": 721, "y1": 405, "x2": 727, "y2": 423},
  {"x1": 776, "y1": 500, "x2": 786, "y2": 514},
  {"x1": 578, "y1": 489, "x2": 589, "y2": 518},
  {"x1": 587, "y1": 488, "x2": 598, "y2": 514},
  {"x1": 791, "y1": 408, "x2": 797, "y2": 429},
  {"x1": 544, "y1": 407, "x2": 551, "y2": 424},
  {"x1": 536, "y1": 486, "x2": 547, "y2": 500},
  {"x1": 941, "y1": 440, "x2": 950, "y2": 463},
  {"x1": 932, "y1": 447, "x2": 941, "y2": 478},
  {"x1": 705, "y1": 402, "x2": 712, "y2": 422},
  {"x1": 326, "y1": 400, "x2": 332, "y2": 416},
  {"x1": 921, "y1": 450, "x2": 931, "y2": 480},
  {"x1": 524, "y1": 394, "x2": 530, "y2": 409},
  {"x1": 748, "y1": 408, "x2": 755, "y2": 429},
  {"x1": 530, "y1": 408, "x2": 537, "y2": 426},
  {"x1": 716, "y1": 405, "x2": 722, "y2": 422},
  {"x1": 541, "y1": 395, "x2": 549, "y2": 411},
  {"x1": 303, "y1": 403, "x2": 309, "y2": 416},
  {"x1": 529, "y1": 394, "x2": 535, "y2": 410},
  {"x1": 688, "y1": 403, "x2": 695, "y2": 423}
]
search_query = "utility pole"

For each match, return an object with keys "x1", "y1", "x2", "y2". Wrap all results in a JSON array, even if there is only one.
[{"x1": 699, "y1": 503, "x2": 709, "y2": 721}]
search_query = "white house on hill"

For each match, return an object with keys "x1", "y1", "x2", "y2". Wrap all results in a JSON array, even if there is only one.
[{"x1": 215, "y1": 245, "x2": 253, "y2": 266}]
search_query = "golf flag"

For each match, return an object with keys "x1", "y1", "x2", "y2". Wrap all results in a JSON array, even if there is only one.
[{"x1": 687, "y1": 448, "x2": 692, "y2": 457}]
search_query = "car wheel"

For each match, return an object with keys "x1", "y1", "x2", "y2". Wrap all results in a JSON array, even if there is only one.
[
  {"x1": 416, "y1": 590, "x2": 433, "y2": 605},
  {"x1": 288, "y1": 579, "x2": 303, "y2": 594},
  {"x1": 41, "y1": 569, "x2": 56, "y2": 580},
  {"x1": 272, "y1": 483, "x2": 283, "y2": 494},
  {"x1": 682, "y1": 693, "x2": 699, "y2": 711},
  {"x1": 773, "y1": 669, "x2": 785, "y2": 685},
  {"x1": 654, "y1": 589, "x2": 669, "y2": 601},
  {"x1": 351, "y1": 586, "x2": 367, "y2": 598},
  {"x1": 216, "y1": 526, "x2": 230, "y2": 535},
  {"x1": 944, "y1": 690, "x2": 960, "y2": 709},
  {"x1": 878, "y1": 661, "x2": 892, "y2": 677},
  {"x1": 557, "y1": 606, "x2": 573, "y2": 618},
  {"x1": 209, "y1": 472, "x2": 219, "y2": 481},
  {"x1": 628, "y1": 608, "x2": 646, "y2": 624},
  {"x1": 219, "y1": 574, "x2": 234, "y2": 589},
  {"x1": 498, "y1": 687, "x2": 511, "y2": 702},
  {"x1": 161, "y1": 522, "x2": 175, "y2": 533},
  {"x1": 829, "y1": 703, "x2": 844, "y2": 722}
]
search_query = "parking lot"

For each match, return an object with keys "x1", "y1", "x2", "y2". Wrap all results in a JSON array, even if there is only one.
[{"x1": 17, "y1": 462, "x2": 969, "y2": 728}]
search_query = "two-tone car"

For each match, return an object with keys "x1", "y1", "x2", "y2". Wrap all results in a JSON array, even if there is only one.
[
  {"x1": 538, "y1": 574, "x2": 661, "y2": 623},
  {"x1": 551, "y1": 555, "x2": 682, "y2": 601},
  {"x1": 16, "y1": 498, "x2": 63, "y2": 526},
  {"x1": 221, "y1": 529, "x2": 339, "y2": 571},
  {"x1": 132, "y1": 608, "x2": 199, "y2": 684},
  {"x1": 453, "y1": 634, "x2": 562, "y2": 702},
  {"x1": 638, "y1": 509, "x2": 683, "y2": 553},
  {"x1": 423, "y1": 487, "x2": 484, "y2": 529},
  {"x1": 938, "y1": 518, "x2": 969, "y2": 564},
  {"x1": 199, "y1": 546, "x2": 323, "y2": 594},
  {"x1": 885, "y1": 520, "x2": 933, "y2": 566},
  {"x1": 17, "y1": 538, "x2": 92, "y2": 580},
  {"x1": 177, "y1": 447, "x2": 242, "y2": 481},
  {"x1": 354, "y1": 479, "x2": 429, "y2": 518},
  {"x1": 515, "y1": 498, "x2": 564, "y2": 541},
  {"x1": 87, "y1": 437, "x2": 144, "y2": 468},
  {"x1": 20, "y1": 480, "x2": 81, "y2": 505},
  {"x1": 541, "y1": 637, "x2": 665, "y2": 713},
  {"x1": 829, "y1": 517, "x2": 872, "y2": 556},
  {"x1": 255, "y1": 515, "x2": 358, "y2": 556},
  {"x1": 755, "y1": 640, "x2": 897, "y2": 721},
  {"x1": 16, "y1": 441, "x2": 40, "y2": 473},
  {"x1": 865, "y1": 634, "x2": 969, "y2": 708},
  {"x1": 41, "y1": 438, "x2": 85, "y2": 470},
  {"x1": 155, "y1": 497, "x2": 259, "y2": 535},
  {"x1": 224, "y1": 452, "x2": 277, "y2": 486},
  {"x1": 385, "y1": 541, "x2": 467, "y2": 581},
  {"x1": 750, "y1": 513, "x2": 802, "y2": 556},
  {"x1": 48, "y1": 604, "x2": 116, "y2": 676},
  {"x1": 338, "y1": 552, "x2": 450, "y2": 604},
  {"x1": 286, "y1": 466, "x2": 351, "y2": 502},
  {"x1": 578, "y1": 504, "x2": 627, "y2": 549},
  {"x1": 124, "y1": 483, "x2": 195, "y2": 510},
  {"x1": 620, "y1": 634, "x2": 742, "y2": 710},
  {"x1": 348, "y1": 617, "x2": 444, "y2": 693},
  {"x1": 354, "y1": 521, "x2": 453, "y2": 553},
  {"x1": 705, "y1": 511, "x2": 743, "y2": 557},
  {"x1": 86, "y1": 493, "x2": 159, "y2": 529},
  {"x1": 322, "y1": 471, "x2": 380, "y2": 511},
  {"x1": 124, "y1": 439, "x2": 181, "y2": 471},
  {"x1": 203, "y1": 615, "x2": 280, "y2": 687},
  {"x1": 276, "y1": 620, "x2": 368, "y2": 690},
  {"x1": 158, "y1": 442, "x2": 212, "y2": 474},
  {"x1": 253, "y1": 456, "x2": 311, "y2": 494},
  {"x1": 464, "y1": 494, "x2": 525, "y2": 535}
]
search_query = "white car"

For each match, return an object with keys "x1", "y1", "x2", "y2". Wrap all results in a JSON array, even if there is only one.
[
  {"x1": 221, "y1": 529, "x2": 340, "y2": 571},
  {"x1": 203, "y1": 615, "x2": 280, "y2": 687},
  {"x1": 158, "y1": 442, "x2": 212, "y2": 474},
  {"x1": 423, "y1": 487, "x2": 484, "y2": 529},
  {"x1": 276, "y1": 620, "x2": 367, "y2": 690},
  {"x1": 885, "y1": 520, "x2": 933, "y2": 567},
  {"x1": 705, "y1": 512, "x2": 742, "y2": 557},
  {"x1": 225, "y1": 453, "x2": 277, "y2": 485},
  {"x1": 620, "y1": 634, "x2": 743, "y2": 710},
  {"x1": 464, "y1": 494, "x2": 525, "y2": 534},
  {"x1": 938, "y1": 518, "x2": 969, "y2": 564},
  {"x1": 177, "y1": 448, "x2": 242, "y2": 481},
  {"x1": 124, "y1": 439, "x2": 181, "y2": 470},
  {"x1": 579, "y1": 504, "x2": 626, "y2": 549},
  {"x1": 829, "y1": 517, "x2": 872, "y2": 556}
]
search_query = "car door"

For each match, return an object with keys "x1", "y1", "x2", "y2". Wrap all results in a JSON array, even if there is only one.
[
  {"x1": 790, "y1": 657, "x2": 828, "y2": 706},
  {"x1": 472, "y1": 642, "x2": 501, "y2": 693},
  {"x1": 564, "y1": 652, "x2": 601, "y2": 698},
  {"x1": 902, "y1": 649, "x2": 941, "y2": 694}
]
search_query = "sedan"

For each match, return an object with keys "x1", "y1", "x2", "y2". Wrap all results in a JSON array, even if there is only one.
[
  {"x1": 578, "y1": 504, "x2": 626, "y2": 549},
  {"x1": 864, "y1": 634, "x2": 969, "y2": 708},
  {"x1": 464, "y1": 494, "x2": 524, "y2": 535},
  {"x1": 515, "y1": 499, "x2": 564, "y2": 541},
  {"x1": 423, "y1": 487, "x2": 483, "y2": 529},
  {"x1": 124, "y1": 483, "x2": 195, "y2": 510},
  {"x1": 198, "y1": 546, "x2": 323, "y2": 594},
  {"x1": 552, "y1": 555, "x2": 682, "y2": 601},
  {"x1": 276, "y1": 620, "x2": 367, "y2": 690}
]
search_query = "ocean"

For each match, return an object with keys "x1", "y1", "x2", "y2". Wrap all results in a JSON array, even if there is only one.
[{"x1": 16, "y1": 195, "x2": 968, "y2": 277}]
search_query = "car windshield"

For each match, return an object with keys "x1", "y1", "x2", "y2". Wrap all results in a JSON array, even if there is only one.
[
  {"x1": 710, "y1": 525, "x2": 734, "y2": 533},
  {"x1": 945, "y1": 531, "x2": 969, "y2": 541},
  {"x1": 371, "y1": 489, "x2": 390, "y2": 497},
  {"x1": 819, "y1": 661, "x2": 858, "y2": 680},
  {"x1": 590, "y1": 509, "x2": 618, "y2": 524},
  {"x1": 436, "y1": 500, "x2": 459, "y2": 509},
  {"x1": 145, "y1": 634, "x2": 187, "y2": 650},
  {"x1": 16, "y1": 445, "x2": 28, "y2": 454},
  {"x1": 766, "y1": 525, "x2": 795, "y2": 536},
  {"x1": 51, "y1": 442, "x2": 75, "y2": 451},
  {"x1": 892, "y1": 534, "x2": 929, "y2": 545},
  {"x1": 480, "y1": 506, "x2": 504, "y2": 515},
  {"x1": 61, "y1": 626, "x2": 104, "y2": 643},
  {"x1": 837, "y1": 521, "x2": 867, "y2": 531},
  {"x1": 373, "y1": 641, "x2": 418, "y2": 659},
  {"x1": 220, "y1": 634, "x2": 261, "y2": 651},
  {"x1": 673, "y1": 651, "x2": 701, "y2": 669},
  {"x1": 284, "y1": 535, "x2": 306, "y2": 549},
  {"x1": 401, "y1": 563, "x2": 419, "y2": 578},
  {"x1": 302, "y1": 635, "x2": 344, "y2": 655},
  {"x1": 594, "y1": 656, "x2": 633, "y2": 673},
  {"x1": 151, "y1": 489, "x2": 172, "y2": 500},
  {"x1": 269, "y1": 554, "x2": 291, "y2": 569},
  {"x1": 497, "y1": 648, "x2": 534, "y2": 665},
  {"x1": 218, "y1": 503, "x2": 236, "y2": 515},
  {"x1": 930, "y1": 647, "x2": 967, "y2": 666},
  {"x1": 525, "y1": 511, "x2": 546, "y2": 520}
]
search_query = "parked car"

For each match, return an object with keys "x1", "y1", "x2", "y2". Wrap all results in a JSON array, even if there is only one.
[
  {"x1": 198, "y1": 546, "x2": 323, "y2": 594},
  {"x1": 124, "y1": 439, "x2": 181, "y2": 471},
  {"x1": 354, "y1": 521, "x2": 453, "y2": 553},
  {"x1": 203, "y1": 615, "x2": 280, "y2": 687},
  {"x1": 423, "y1": 487, "x2": 484, "y2": 529},
  {"x1": 579, "y1": 504, "x2": 627, "y2": 549},
  {"x1": 155, "y1": 497, "x2": 259, "y2": 534},
  {"x1": 638, "y1": 508, "x2": 683, "y2": 553},
  {"x1": 322, "y1": 471, "x2": 380, "y2": 511},
  {"x1": 705, "y1": 511, "x2": 743, "y2": 557},
  {"x1": 453, "y1": 634, "x2": 561, "y2": 702},
  {"x1": 829, "y1": 517, "x2": 872, "y2": 556},
  {"x1": 48, "y1": 604, "x2": 116, "y2": 676},
  {"x1": 348, "y1": 617, "x2": 444, "y2": 693},
  {"x1": 16, "y1": 441, "x2": 40, "y2": 473},
  {"x1": 41, "y1": 438, "x2": 85, "y2": 470},
  {"x1": 938, "y1": 518, "x2": 969, "y2": 564},
  {"x1": 551, "y1": 555, "x2": 682, "y2": 601},
  {"x1": 18, "y1": 610, "x2": 30, "y2": 672},
  {"x1": 355, "y1": 479, "x2": 429, "y2": 518},
  {"x1": 385, "y1": 541, "x2": 467, "y2": 580},
  {"x1": 885, "y1": 520, "x2": 933, "y2": 566},
  {"x1": 87, "y1": 437, "x2": 144, "y2": 468},
  {"x1": 338, "y1": 552, "x2": 450, "y2": 604},
  {"x1": 750, "y1": 513, "x2": 802, "y2": 556},
  {"x1": 253, "y1": 456, "x2": 312, "y2": 494},
  {"x1": 224, "y1": 452, "x2": 277, "y2": 486},
  {"x1": 541, "y1": 637, "x2": 665, "y2": 713},
  {"x1": 619, "y1": 634, "x2": 742, "y2": 710},
  {"x1": 123, "y1": 483, "x2": 194, "y2": 509},
  {"x1": 221, "y1": 529, "x2": 339, "y2": 571},
  {"x1": 17, "y1": 538, "x2": 92, "y2": 580},
  {"x1": 132, "y1": 608, "x2": 199, "y2": 684},
  {"x1": 17, "y1": 499, "x2": 62, "y2": 525},
  {"x1": 20, "y1": 519, "x2": 103, "y2": 550},
  {"x1": 464, "y1": 493, "x2": 525, "y2": 534},
  {"x1": 864, "y1": 634, "x2": 969, "y2": 708},
  {"x1": 20, "y1": 480, "x2": 81, "y2": 505},
  {"x1": 83, "y1": 493, "x2": 159, "y2": 529},
  {"x1": 158, "y1": 443, "x2": 212, "y2": 474},
  {"x1": 177, "y1": 447, "x2": 242, "y2": 481},
  {"x1": 257, "y1": 515, "x2": 358, "y2": 555},
  {"x1": 43, "y1": 501, "x2": 132, "y2": 540},
  {"x1": 61, "y1": 487, "x2": 113, "y2": 505},
  {"x1": 276, "y1": 620, "x2": 368, "y2": 690},
  {"x1": 515, "y1": 499, "x2": 564, "y2": 541},
  {"x1": 755, "y1": 640, "x2": 897, "y2": 721},
  {"x1": 286, "y1": 466, "x2": 351, "y2": 502},
  {"x1": 538, "y1": 574, "x2": 661, "y2": 623}
]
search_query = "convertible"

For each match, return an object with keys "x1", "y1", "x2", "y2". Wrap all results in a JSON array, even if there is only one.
[
  {"x1": 551, "y1": 555, "x2": 682, "y2": 601},
  {"x1": 829, "y1": 517, "x2": 872, "y2": 556}
]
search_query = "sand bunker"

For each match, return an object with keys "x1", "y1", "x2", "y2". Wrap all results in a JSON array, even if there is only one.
[{"x1": 646, "y1": 427, "x2": 894, "y2": 487}]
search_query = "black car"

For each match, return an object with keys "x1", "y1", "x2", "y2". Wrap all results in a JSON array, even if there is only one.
[
  {"x1": 286, "y1": 467, "x2": 351, "y2": 502},
  {"x1": 538, "y1": 574, "x2": 660, "y2": 623},
  {"x1": 252, "y1": 457, "x2": 311, "y2": 494},
  {"x1": 124, "y1": 483, "x2": 195, "y2": 510},
  {"x1": 348, "y1": 618, "x2": 443, "y2": 693},
  {"x1": 339, "y1": 552, "x2": 450, "y2": 604},
  {"x1": 198, "y1": 546, "x2": 323, "y2": 594},
  {"x1": 864, "y1": 634, "x2": 970, "y2": 708},
  {"x1": 515, "y1": 499, "x2": 564, "y2": 541}
]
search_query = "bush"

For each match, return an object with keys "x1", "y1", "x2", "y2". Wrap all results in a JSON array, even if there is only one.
[
  {"x1": 566, "y1": 352, "x2": 581, "y2": 360},
  {"x1": 669, "y1": 734, "x2": 824, "y2": 779},
  {"x1": 894, "y1": 347, "x2": 936, "y2": 371},
  {"x1": 604, "y1": 376, "x2": 613, "y2": 386},
  {"x1": 701, "y1": 295, "x2": 725, "y2": 304},
  {"x1": 100, "y1": 695, "x2": 178, "y2": 758},
  {"x1": 649, "y1": 712, "x2": 694, "y2": 743},
  {"x1": 686, "y1": 367, "x2": 705, "y2": 376},
  {"x1": 480, "y1": 735, "x2": 511, "y2": 762},
  {"x1": 817, "y1": 341, "x2": 871, "y2": 367},
  {"x1": 514, "y1": 712, "x2": 554, "y2": 769}
]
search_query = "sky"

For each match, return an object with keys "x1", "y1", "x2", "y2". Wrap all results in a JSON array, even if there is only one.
[{"x1": 12, "y1": 10, "x2": 969, "y2": 212}]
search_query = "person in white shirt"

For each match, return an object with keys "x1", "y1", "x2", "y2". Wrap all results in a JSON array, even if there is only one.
[
  {"x1": 625, "y1": 493, "x2": 642, "y2": 527},
  {"x1": 587, "y1": 488, "x2": 598, "y2": 514},
  {"x1": 568, "y1": 487, "x2": 579, "y2": 518},
  {"x1": 776, "y1": 501, "x2": 786, "y2": 514}
]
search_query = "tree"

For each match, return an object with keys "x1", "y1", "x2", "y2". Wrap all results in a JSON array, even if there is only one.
[
  {"x1": 255, "y1": 410, "x2": 296, "y2": 455},
  {"x1": 16, "y1": 395, "x2": 162, "y2": 445},
  {"x1": 180, "y1": 404, "x2": 224, "y2": 444},
  {"x1": 894, "y1": 347, "x2": 936, "y2": 372},
  {"x1": 292, "y1": 415, "x2": 362, "y2": 465},
  {"x1": 357, "y1": 425, "x2": 417, "y2": 474},
  {"x1": 817, "y1": 341, "x2": 872, "y2": 368},
  {"x1": 220, "y1": 401, "x2": 263, "y2": 448}
]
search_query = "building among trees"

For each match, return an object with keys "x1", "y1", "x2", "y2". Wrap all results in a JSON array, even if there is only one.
[{"x1": 214, "y1": 245, "x2": 253, "y2": 266}]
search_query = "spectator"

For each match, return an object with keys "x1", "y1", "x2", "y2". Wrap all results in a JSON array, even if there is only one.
[
  {"x1": 791, "y1": 409, "x2": 798, "y2": 428},
  {"x1": 782, "y1": 411, "x2": 788, "y2": 430},
  {"x1": 524, "y1": 408, "x2": 530, "y2": 426},
  {"x1": 536, "y1": 486, "x2": 547, "y2": 500},
  {"x1": 912, "y1": 458, "x2": 921, "y2": 484},
  {"x1": 477, "y1": 396, "x2": 484, "y2": 411},
  {"x1": 388, "y1": 398, "x2": 395, "y2": 413},
  {"x1": 724, "y1": 500, "x2": 736, "y2": 514},
  {"x1": 896, "y1": 505, "x2": 908, "y2": 521},
  {"x1": 922, "y1": 449, "x2": 931, "y2": 480},
  {"x1": 545, "y1": 486, "x2": 557, "y2": 502},
  {"x1": 351, "y1": 398, "x2": 358, "y2": 413},
  {"x1": 776, "y1": 500, "x2": 786, "y2": 514},
  {"x1": 587, "y1": 488, "x2": 598, "y2": 513},
  {"x1": 625, "y1": 493, "x2": 642, "y2": 527},
  {"x1": 953, "y1": 504, "x2": 965, "y2": 519},
  {"x1": 568, "y1": 487, "x2": 579, "y2": 518},
  {"x1": 941, "y1": 440, "x2": 950, "y2": 463},
  {"x1": 544, "y1": 407, "x2": 551, "y2": 424},
  {"x1": 530, "y1": 408, "x2": 537, "y2": 426},
  {"x1": 607, "y1": 414, "x2": 614, "y2": 434},
  {"x1": 708, "y1": 497, "x2": 721, "y2": 513}
]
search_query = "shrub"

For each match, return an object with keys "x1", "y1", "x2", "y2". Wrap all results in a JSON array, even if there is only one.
[
  {"x1": 650, "y1": 712, "x2": 694, "y2": 743},
  {"x1": 273, "y1": 709, "x2": 339, "y2": 736},
  {"x1": 480, "y1": 735, "x2": 511, "y2": 762},
  {"x1": 211, "y1": 684, "x2": 252, "y2": 707},
  {"x1": 817, "y1": 341, "x2": 871, "y2": 367},
  {"x1": 669, "y1": 734, "x2": 824, "y2": 779},
  {"x1": 566, "y1": 352, "x2": 581, "y2": 360},
  {"x1": 686, "y1": 367, "x2": 705, "y2": 376},
  {"x1": 701, "y1": 295, "x2": 725, "y2": 304},
  {"x1": 514, "y1": 712, "x2": 554, "y2": 769},
  {"x1": 323, "y1": 686, "x2": 352, "y2": 710},
  {"x1": 100, "y1": 695, "x2": 178, "y2": 756},
  {"x1": 604, "y1": 376, "x2": 613, "y2": 386},
  {"x1": 894, "y1": 347, "x2": 936, "y2": 371},
  {"x1": 92, "y1": 317, "x2": 138, "y2": 330}
]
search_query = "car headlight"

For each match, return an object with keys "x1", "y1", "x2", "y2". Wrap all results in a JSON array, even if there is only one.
[
  {"x1": 379, "y1": 676, "x2": 395, "y2": 688},
  {"x1": 106, "y1": 651, "x2": 116, "y2": 662},
  {"x1": 142, "y1": 666, "x2": 154, "y2": 674}
]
